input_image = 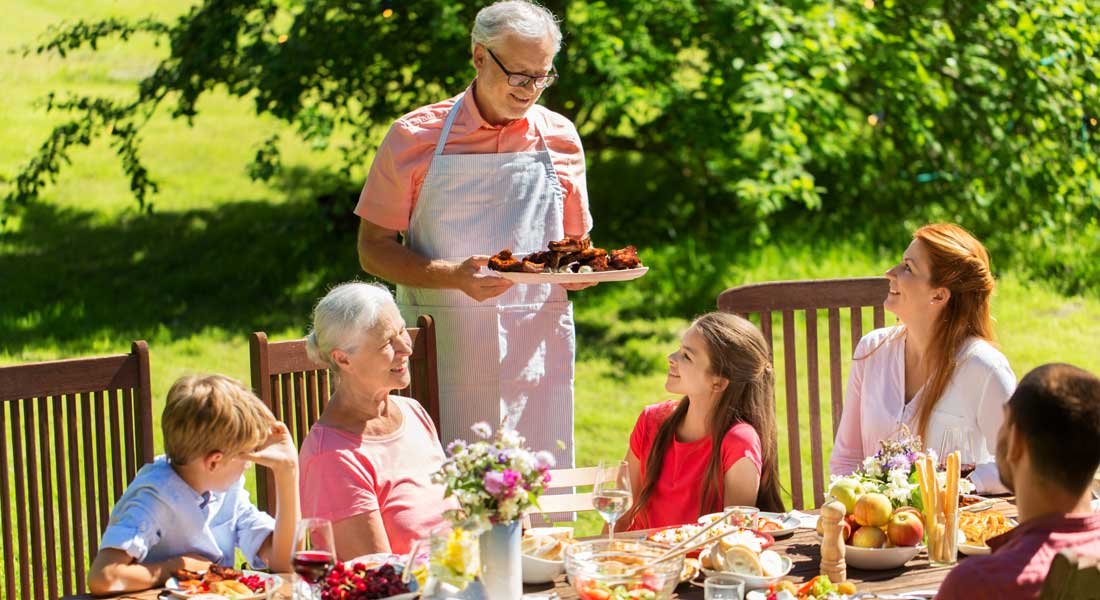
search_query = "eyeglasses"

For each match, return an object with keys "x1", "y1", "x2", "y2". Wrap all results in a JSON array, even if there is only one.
[{"x1": 485, "y1": 47, "x2": 558, "y2": 89}]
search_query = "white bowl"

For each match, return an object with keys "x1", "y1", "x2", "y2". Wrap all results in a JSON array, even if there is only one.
[
  {"x1": 522, "y1": 552, "x2": 564, "y2": 584},
  {"x1": 844, "y1": 544, "x2": 921, "y2": 570},
  {"x1": 702, "y1": 555, "x2": 793, "y2": 590}
]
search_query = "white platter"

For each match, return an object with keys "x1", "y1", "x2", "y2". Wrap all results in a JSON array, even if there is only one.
[
  {"x1": 165, "y1": 570, "x2": 282, "y2": 599},
  {"x1": 701, "y1": 555, "x2": 793, "y2": 590},
  {"x1": 495, "y1": 267, "x2": 648, "y2": 284}
]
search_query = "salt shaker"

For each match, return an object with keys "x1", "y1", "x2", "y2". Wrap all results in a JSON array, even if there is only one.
[{"x1": 819, "y1": 499, "x2": 847, "y2": 582}]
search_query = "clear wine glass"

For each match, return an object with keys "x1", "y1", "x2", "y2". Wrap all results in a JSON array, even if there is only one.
[
  {"x1": 938, "y1": 427, "x2": 976, "y2": 479},
  {"x1": 292, "y1": 517, "x2": 336, "y2": 600},
  {"x1": 593, "y1": 460, "x2": 632, "y2": 540}
]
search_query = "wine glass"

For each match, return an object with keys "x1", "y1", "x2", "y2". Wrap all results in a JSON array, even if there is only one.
[
  {"x1": 292, "y1": 518, "x2": 336, "y2": 600},
  {"x1": 938, "y1": 427, "x2": 976, "y2": 479},
  {"x1": 593, "y1": 460, "x2": 632, "y2": 540}
]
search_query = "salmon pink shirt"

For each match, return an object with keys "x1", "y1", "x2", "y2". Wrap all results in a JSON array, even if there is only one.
[
  {"x1": 298, "y1": 396, "x2": 456, "y2": 555},
  {"x1": 627, "y1": 400, "x2": 764, "y2": 530},
  {"x1": 354, "y1": 80, "x2": 592, "y2": 237}
]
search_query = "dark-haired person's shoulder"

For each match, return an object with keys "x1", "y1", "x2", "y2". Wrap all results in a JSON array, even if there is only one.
[{"x1": 935, "y1": 554, "x2": 1001, "y2": 599}]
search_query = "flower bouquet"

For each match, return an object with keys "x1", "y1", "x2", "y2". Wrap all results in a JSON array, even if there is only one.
[
  {"x1": 831, "y1": 427, "x2": 973, "y2": 510},
  {"x1": 428, "y1": 422, "x2": 555, "y2": 598},
  {"x1": 431, "y1": 422, "x2": 555, "y2": 528}
]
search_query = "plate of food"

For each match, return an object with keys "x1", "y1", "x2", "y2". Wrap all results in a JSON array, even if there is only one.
[
  {"x1": 699, "y1": 539, "x2": 792, "y2": 590},
  {"x1": 488, "y1": 237, "x2": 647, "y2": 284},
  {"x1": 958, "y1": 511, "x2": 1017, "y2": 556},
  {"x1": 647, "y1": 524, "x2": 774, "y2": 557},
  {"x1": 166, "y1": 566, "x2": 281, "y2": 599},
  {"x1": 959, "y1": 493, "x2": 998, "y2": 512},
  {"x1": 746, "y1": 575, "x2": 858, "y2": 599}
]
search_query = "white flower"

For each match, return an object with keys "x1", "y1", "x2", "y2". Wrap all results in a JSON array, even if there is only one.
[
  {"x1": 861, "y1": 456, "x2": 883, "y2": 479},
  {"x1": 470, "y1": 422, "x2": 492, "y2": 439},
  {"x1": 534, "y1": 450, "x2": 556, "y2": 470}
]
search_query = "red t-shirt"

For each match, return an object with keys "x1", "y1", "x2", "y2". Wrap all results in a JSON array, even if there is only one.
[
  {"x1": 627, "y1": 400, "x2": 763, "y2": 530},
  {"x1": 936, "y1": 512, "x2": 1100, "y2": 600}
]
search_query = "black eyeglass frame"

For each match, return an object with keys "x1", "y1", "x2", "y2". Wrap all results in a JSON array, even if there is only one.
[{"x1": 485, "y1": 47, "x2": 559, "y2": 89}]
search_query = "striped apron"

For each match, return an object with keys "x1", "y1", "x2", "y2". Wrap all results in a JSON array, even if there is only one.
[{"x1": 396, "y1": 93, "x2": 576, "y2": 471}]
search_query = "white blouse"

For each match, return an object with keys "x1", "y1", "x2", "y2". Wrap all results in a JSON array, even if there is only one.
[{"x1": 829, "y1": 326, "x2": 1017, "y2": 494}]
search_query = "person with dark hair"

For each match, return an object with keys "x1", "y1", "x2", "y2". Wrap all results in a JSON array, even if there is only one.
[
  {"x1": 937, "y1": 363, "x2": 1100, "y2": 599},
  {"x1": 621, "y1": 312, "x2": 784, "y2": 531},
  {"x1": 830, "y1": 223, "x2": 1016, "y2": 493}
]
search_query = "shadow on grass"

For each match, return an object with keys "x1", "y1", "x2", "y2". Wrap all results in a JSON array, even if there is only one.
[{"x1": 0, "y1": 190, "x2": 363, "y2": 354}]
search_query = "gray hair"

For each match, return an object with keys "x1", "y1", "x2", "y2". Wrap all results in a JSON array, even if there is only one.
[
  {"x1": 305, "y1": 282, "x2": 397, "y2": 371},
  {"x1": 471, "y1": 1, "x2": 562, "y2": 54}
]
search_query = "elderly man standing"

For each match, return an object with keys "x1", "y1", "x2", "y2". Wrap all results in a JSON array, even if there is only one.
[{"x1": 355, "y1": 1, "x2": 590, "y2": 469}]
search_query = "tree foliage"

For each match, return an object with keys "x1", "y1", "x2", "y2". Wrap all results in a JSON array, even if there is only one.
[{"x1": 5, "y1": 0, "x2": 1099, "y2": 286}]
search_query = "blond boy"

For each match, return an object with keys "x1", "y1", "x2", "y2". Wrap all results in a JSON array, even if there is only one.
[{"x1": 88, "y1": 375, "x2": 300, "y2": 595}]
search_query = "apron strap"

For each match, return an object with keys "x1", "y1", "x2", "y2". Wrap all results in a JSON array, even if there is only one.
[{"x1": 434, "y1": 93, "x2": 465, "y2": 156}]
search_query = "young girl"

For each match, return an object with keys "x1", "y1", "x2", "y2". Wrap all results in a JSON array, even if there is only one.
[{"x1": 623, "y1": 312, "x2": 784, "y2": 531}]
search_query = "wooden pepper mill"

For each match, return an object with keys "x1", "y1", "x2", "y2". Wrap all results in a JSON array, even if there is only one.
[{"x1": 820, "y1": 499, "x2": 847, "y2": 582}]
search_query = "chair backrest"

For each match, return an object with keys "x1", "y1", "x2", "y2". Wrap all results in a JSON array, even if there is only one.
[
  {"x1": 717, "y1": 277, "x2": 890, "y2": 510},
  {"x1": 0, "y1": 341, "x2": 154, "y2": 600},
  {"x1": 523, "y1": 465, "x2": 620, "y2": 528},
  {"x1": 249, "y1": 314, "x2": 440, "y2": 514},
  {"x1": 1039, "y1": 549, "x2": 1100, "y2": 600}
]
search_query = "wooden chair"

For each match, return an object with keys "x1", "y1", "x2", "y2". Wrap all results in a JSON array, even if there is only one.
[
  {"x1": 249, "y1": 314, "x2": 440, "y2": 514},
  {"x1": 0, "y1": 341, "x2": 155, "y2": 600},
  {"x1": 1039, "y1": 549, "x2": 1100, "y2": 600},
  {"x1": 717, "y1": 277, "x2": 890, "y2": 509},
  {"x1": 523, "y1": 465, "x2": 619, "y2": 528}
]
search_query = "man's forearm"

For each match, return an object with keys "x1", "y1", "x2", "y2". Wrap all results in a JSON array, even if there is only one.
[{"x1": 358, "y1": 234, "x2": 458, "y2": 289}]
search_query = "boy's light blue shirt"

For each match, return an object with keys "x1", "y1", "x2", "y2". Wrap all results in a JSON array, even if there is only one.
[{"x1": 99, "y1": 455, "x2": 275, "y2": 568}]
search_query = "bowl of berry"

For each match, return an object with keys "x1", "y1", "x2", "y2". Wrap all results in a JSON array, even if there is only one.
[{"x1": 319, "y1": 561, "x2": 418, "y2": 600}]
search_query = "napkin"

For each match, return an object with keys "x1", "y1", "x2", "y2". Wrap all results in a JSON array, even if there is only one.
[{"x1": 787, "y1": 510, "x2": 819, "y2": 529}]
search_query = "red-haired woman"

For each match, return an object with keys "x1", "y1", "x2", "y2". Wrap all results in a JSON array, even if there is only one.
[
  {"x1": 830, "y1": 223, "x2": 1017, "y2": 493},
  {"x1": 622, "y1": 312, "x2": 784, "y2": 531}
]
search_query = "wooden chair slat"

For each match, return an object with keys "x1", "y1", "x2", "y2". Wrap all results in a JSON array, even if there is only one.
[
  {"x1": 718, "y1": 278, "x2": 888, "y2": 511},
  {"x1": 873, "y1": 305, "x2": 886, "y2": 329},
  {"x1": 0, "y1": 403, "x2": 15, "y2": 600},
  {"x1": 781, "y1": 311, "x2": 803, "y2": 509},
  {"x1": 850, "y1": 306, "x2": 864, "y2": 357},
  {"x1": 805, "y1": 310, "x2": 825, "y2": 508},
  {"x1": 54, "y1": 395, "x2": 74, "y2": 597},
  {"x1": 249, "y1": 316, "x2": 441, "y2": 516},
  {"x1": 827, "y1": 308, "x2": 843, "y2": 437},
  {"x1": 760, "y1": 311, "x2": 774, "y2": 361},
  {"x1": 109, "y1": 388, "x2": 125, "y2": 502},
  {"x1": 12, "y1": 400, "x2": 33, "y2": 599},
  {"x1": 94, "y1": 390, "x2": 112, "y2": 537},
  {"x1": 535, "y1": 492, "x2": 598, "y2": 515},
  {"x1": 38, "y1": 396, "x2": 60, "y2": 600},
  {"x1": 68, "y1": 394, "x2": 87, "y2": 593},
  {"x1": 0, "y1": 342, "x2": 154, "y2": 597},
  {"x1": 524, "y1": 465, "x2": 620, "y2": 526}
]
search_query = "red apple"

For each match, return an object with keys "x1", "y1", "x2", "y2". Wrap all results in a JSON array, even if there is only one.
[
  {"x1": 853, "y1": 493, "x2": 892, "y2": 527},
  {"x1": 887, "y1": 511, "x2": 925, "y2": 547},
  {"x1": 850, "y1": 525, "x2": 887, "y2": 549}
]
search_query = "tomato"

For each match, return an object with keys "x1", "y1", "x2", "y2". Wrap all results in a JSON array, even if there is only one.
[{"x1": 579, "y1": 588, "x2": 611, "y2": 600}]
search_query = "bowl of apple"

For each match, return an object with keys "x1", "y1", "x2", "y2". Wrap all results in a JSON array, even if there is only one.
[{"x1": 816, "y1": 493, "x2": 925, "y2": 570}]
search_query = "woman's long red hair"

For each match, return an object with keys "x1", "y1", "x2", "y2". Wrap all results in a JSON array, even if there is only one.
[{"x1": 910, "y1": 223, "x2": 997, "y2": 441}]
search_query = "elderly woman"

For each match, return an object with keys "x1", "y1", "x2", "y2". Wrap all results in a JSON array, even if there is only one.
[
  {"x1": 299, "y1": 282, "x2": 455, "y2": 557},
  {"x1": 830, "y1": 224, "x2": 1017, "y2": 494}
]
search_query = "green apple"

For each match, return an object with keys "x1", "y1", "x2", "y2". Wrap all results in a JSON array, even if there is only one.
[{"x1": 828, "y1": 478, "x2": 863, "y2": 515}]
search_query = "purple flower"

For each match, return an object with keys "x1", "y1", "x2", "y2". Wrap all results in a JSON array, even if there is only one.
[
  {"x1": 534, "y1": 450, "x2": 556, "y2": 470},
  {"x1": 484, "y1": 470, "x2": 507, "y2": 495}
]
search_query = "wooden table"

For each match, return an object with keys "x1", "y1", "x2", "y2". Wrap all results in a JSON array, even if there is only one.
[{"x1": 67, "y1": 500, "x2": 1015, "y2": 599}]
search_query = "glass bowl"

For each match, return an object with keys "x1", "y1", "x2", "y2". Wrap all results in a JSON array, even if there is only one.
[{"x1": 564, "y1": 539, "x2": 684, "y2": 600}]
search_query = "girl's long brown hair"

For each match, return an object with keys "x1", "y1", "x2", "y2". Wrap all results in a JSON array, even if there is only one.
[
  {"x1": 631, "y1": 313, "x2": 784, "y2": 527},
  {"x1": 908, "y1": 223, "x2": 997, "y2": 442}
]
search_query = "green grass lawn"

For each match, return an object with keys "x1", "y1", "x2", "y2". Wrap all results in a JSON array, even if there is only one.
[{"x1": 3, "y1": 0, "x2": 1100, "y2": 584}]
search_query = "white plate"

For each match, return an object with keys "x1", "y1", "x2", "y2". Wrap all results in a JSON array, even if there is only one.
[
  {"x1": 958, "y1": 543, "x2": 991, "y2": 556},
  {"x1": 754, "y1": 513, "x2": 802, "y2": 539},
  {"x1": 701, "y1": 555, "x2": 793, "y2": 590},
  {"x1": 495, "y1": 266, "x2": 648, "y2": 284},
  {"x1": 165, "y1": 570, "x2": 282, "y2": 599}
]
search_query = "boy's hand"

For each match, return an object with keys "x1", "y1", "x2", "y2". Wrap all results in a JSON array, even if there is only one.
[{"x1": 245, "y1": 422, "x2": 298, "y2": 474}]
